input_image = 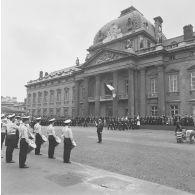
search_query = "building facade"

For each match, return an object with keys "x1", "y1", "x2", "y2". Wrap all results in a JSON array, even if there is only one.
[{"x1": 26, "y1": 6, "x2": 195, "y2": 119}]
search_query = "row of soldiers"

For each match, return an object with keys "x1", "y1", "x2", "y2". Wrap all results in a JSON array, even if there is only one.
[
  {"x1": 4, "y1": 114, "x2": 194, "y2": 129},
  {"x1": 1, "y1": 113, "x2": 76, "y2": 168}
]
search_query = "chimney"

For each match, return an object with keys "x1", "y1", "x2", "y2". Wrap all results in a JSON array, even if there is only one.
[
  {"x1": 45, "y1": 72, "x2": 48, "y2": 77},
  {"x1": 183, "y1": 25, "x2": 193, "y2": 41},
  {"x1": 39, "y1": 71, "x2": 43, "y2": 79}
]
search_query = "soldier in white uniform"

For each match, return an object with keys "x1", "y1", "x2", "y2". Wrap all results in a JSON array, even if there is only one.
[
  {"x1": 1, "y1": 114, "x2": 7, "y2": 157},
  {"x1": 34, "y1": 117, "x2": 43, "y2": 155},
  {"x1": 62, "y1": 119, "x2": 75, "y2": 163},
  {"x1": 19, "y1": 116, "x2": 31, "y2": 168},
  {"x1": 5, "y1": 114, "x2": 19, "y2": 163},
  {"x1": 47, "y1": 118, "x2": 57, "y2": 159}
]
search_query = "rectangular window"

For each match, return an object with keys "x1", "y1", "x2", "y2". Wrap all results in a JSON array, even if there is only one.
[
  {"x1": 125, "y1": 80, "x2": 128, "y2": 95},
  {"x1": 56, "y1": 108, "x2": 61, "y2": 116},
  {"x1": 191, "y1": 72, "x2": 195, "y2": 90},
  {"x1": 170, "y1": 105, "x2": 179, "y2": 116},
  {"x1": 28, "y1": 94, "x2": 31, "y2": 104},
  {"x1": 150, "y1": 78, "x2": 157, "y2": 94},
  {"x1": 64, "y1": 107, "x2": 69, "y2": 117},
  {"x1": 33, "y1": 93, "x2": 36, "y2": 104},
  {"x1": 37, "y1": 109, "x2": 41, "y2": 116},
  {"x1": 44, "y1": 91, "x2": 48, "y2": 103},
  {"x1": 64, "y1": 88, "x2": 69, "y2": 102},
  {"x1": 168, "y1": 74, "x2": 178, "y2": 92},
  {"x1": 50, "y1": 90, "x2": 54, "y2": 103},
  {"x1": 38, "y1": 92, "x2": 42, "y2": 103},
  {"x1": 151, "y1": 106, "x2": 158, "y2": 116},
  {"x1": 43, "y1": 108, "x2": 47, "y2": 116},
  {"x1": 72, "y1": 87, "x2": 76, "y2": 100},
  {"x1": 57, "y1": 89, "x2": 61, "y2": 102},
  {"x1": 49, "y1": 108, "x2": 54, "y2": 116}
]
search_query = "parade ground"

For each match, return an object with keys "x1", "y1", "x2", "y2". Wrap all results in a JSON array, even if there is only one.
[{"x1": 1, "y1": 127, "x2": 195, "y2": 194}]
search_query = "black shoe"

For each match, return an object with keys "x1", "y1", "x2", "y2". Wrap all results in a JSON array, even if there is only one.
[
  {"x1": 97, "y1": 141, "x2": 100, "y2": 143},
  {"x1": 64, "y1": 161, "x2": 71, "y2": 163},
  {"x1": 49, "y1": 157, "x2": 55, "y2": 159},
  {"x1": 38, "y1": 154, "x2": 42, "y2": 155},
  {"x1": 1, "y1": 156, "x2": 3, "y2": 158},
  {"x1": 7, "y1": 160, "x2": 15, "y2": 163},
  {"x1": 20, "y1": 165, "x2": 29, "y2": 168}
]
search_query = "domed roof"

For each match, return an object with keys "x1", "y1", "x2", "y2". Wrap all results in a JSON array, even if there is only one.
[{"x1": 93, "y1": 6, "x2": 155, "y2": 45}]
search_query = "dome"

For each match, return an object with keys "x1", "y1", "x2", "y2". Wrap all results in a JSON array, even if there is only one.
[{"x1": 93, "y1": 6, "x2": 156, "y2": 45}]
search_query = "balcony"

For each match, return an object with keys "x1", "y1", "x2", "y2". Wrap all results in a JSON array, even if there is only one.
[
  {"x1": 100, "y1": 95, "x2": 112, "y2": 101},
  {"x1": 148, "y1": 92, "x2": 158, "y2": 98},
  {"x1": 118, "y1": 94, "x2": 128, "y2": 100},
  {"x1": 88, "y1": 97, "x2": 95, "y2": 102}
]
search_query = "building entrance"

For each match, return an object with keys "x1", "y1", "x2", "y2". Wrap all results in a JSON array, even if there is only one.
[
  {"x1": 105, "y1": 102, "x2": 113, "y2": 117},
  {"x1": 192, "y1": 105, "x2": 195, "y2": 124}
]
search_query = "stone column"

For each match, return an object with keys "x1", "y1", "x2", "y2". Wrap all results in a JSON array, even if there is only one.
[
  {"x1": 157, "y1": 65, "x2": 166, "y2": 115},
  {"x1": 83, "y1": 77, "x2": 89, "y2": 117},
  {"x1": 113, "y1": 71, "x2": 118, "y2": 117},
  {"x1": 140, "y1": 68, "x2": 146, "y2": 117},
  {"x1": 75, "y1": 81, "x2": 80, "y2": 117},
  {"x1": 95, "y1": 75, "x2": 100, "y2": 117},
  {"x1": 134, "y1": 69, "x2": 139, "y2": 116},
  {"x1": 128, "y1": 68, "x2": 135, "y2": 118}
]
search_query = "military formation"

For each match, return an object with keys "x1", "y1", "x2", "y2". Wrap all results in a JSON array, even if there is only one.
[
  {"x1": 1, "y1": 113, "x2": 195, "y2": 169},
  {"x1": 1, "y1": 114, "x2": 76, "y2": 168}
]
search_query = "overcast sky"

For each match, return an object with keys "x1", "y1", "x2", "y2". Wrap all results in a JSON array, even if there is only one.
[{"x1": 1, "y1": 0, "x2": 195, "y2": 101}]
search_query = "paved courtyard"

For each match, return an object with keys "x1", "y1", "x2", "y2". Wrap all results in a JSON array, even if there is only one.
[
  {"x1": 1, "y1": 127, "x2": 195, "y2": 194},
  {"x1": 39, "y1": 127, "x2": 195, "y2": 194}
]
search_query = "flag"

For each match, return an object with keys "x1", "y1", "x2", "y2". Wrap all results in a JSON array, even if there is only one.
[{"x1": 106, "y1": 84, "x2": 115, "y2": 91}]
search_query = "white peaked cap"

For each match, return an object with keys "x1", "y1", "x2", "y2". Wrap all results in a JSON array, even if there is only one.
[
  {"x1": 49, "y1": 118, "x2": 55, "y2": 122},
  {"x1": 64, "y1": 119, "x2": 71, "y2": 124}
]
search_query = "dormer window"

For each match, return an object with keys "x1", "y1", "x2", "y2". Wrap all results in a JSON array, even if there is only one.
[{"x1": 140, "y1": 37, "x2": 144, "y2": 49}]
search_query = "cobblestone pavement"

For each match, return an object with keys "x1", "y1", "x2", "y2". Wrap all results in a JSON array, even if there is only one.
[{"x1": 41, "y1": 127, "x2": 195, "y2": 194}]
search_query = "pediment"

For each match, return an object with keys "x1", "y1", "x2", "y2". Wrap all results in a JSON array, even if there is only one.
[{"x1": 83, "y1": 49, "x2": 135, "y2": 67}]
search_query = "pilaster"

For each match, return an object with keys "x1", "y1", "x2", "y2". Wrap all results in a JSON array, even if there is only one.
[
  {"x1": 157, "y1": 65, "x2": 166, "y2": 115},
  {"x1": 128, "y1": 68, "x2": 135, "y2": 118},
  {"x1": 113, "y1": 71, "x2": 118, "y2": 117},
  {"x1": 95, "y1": 75, "x2": 100, "y2": 117}
]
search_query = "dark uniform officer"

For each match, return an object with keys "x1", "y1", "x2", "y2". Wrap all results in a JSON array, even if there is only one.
[
  {"x1": 96, "y1": 119, "x2": 104, "y2": 143},
  {"x1": 34, "y1": 117, "x2": 43, "y2": 155},
  {"x1": 19, "y1": 116, "x2": 31, "y2": 168},
  {"x1": 6, "y1": 114, "x2": 19, "y2": 163},
  {"x1": 62, "y1": 119, "x2": 76, "y2": 163},
  {"x1": 47, "y1": 118, "x2": 57, "y2": 159}
]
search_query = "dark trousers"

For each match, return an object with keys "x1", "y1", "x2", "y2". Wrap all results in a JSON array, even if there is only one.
[
  {"x1": 6, "y1": 134, "x2": 16, "y2": 162},
  {"x1": 15, "y1": 130, "x2": 19, "y2": 148},
  {"x1": 48, "y1": 135, "x2": 56, "y2": 158},
  {"x1": 63, "y1": 138, "x2": 72, "y2": 163},
  {"x1": 35, "y1": 133, "x2": 42, "y2": 155},
  {"x1": 97, "y1": 131, "x2": 102, "y2": 143},
  {"x1": 19, "y1": 138, "x2": 28, "y2": 168},
  {"x1": 1, "y1": 132, "x2": 6, "y2": 149}
]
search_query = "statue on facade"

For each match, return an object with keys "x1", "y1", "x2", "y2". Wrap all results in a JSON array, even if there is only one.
[
  {"x1": 76, "y1": 57, "x2": 80, "y2": 66},
  {"x1": 125, "y1": 39, "x2": 134, "y2": 53}
]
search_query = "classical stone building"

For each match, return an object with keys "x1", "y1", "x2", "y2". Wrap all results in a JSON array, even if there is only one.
[
  {"x1": 26, "y1": 6, "x2": 195, "y2": 119},
  {"x1": 25, "y1": 66, "x2": 80, "y2": 118}
]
